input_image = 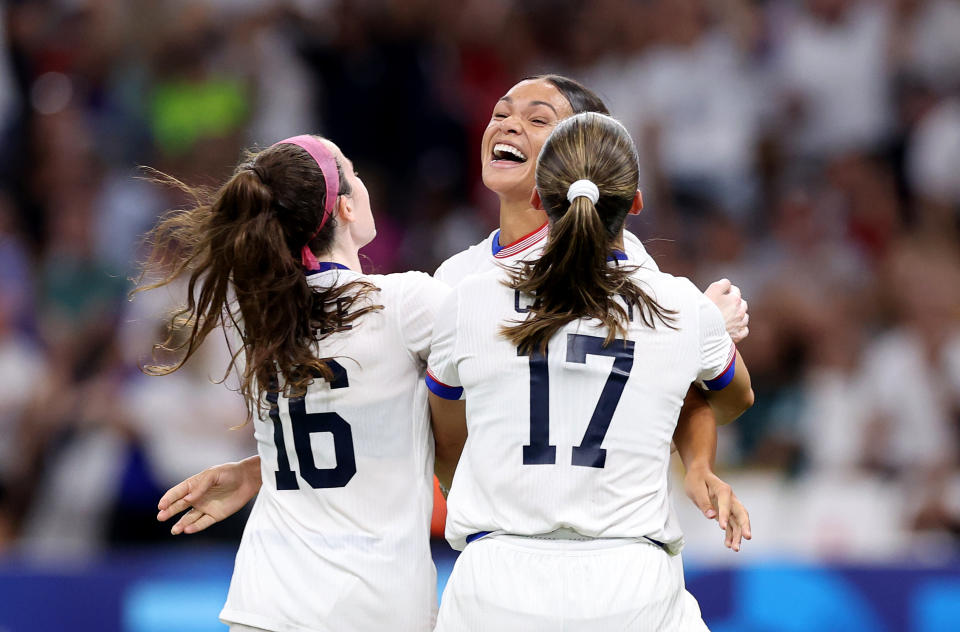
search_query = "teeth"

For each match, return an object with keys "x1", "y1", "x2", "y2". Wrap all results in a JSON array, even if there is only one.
[{"x1": 493, "y1": 143, "x2": 527, "y2": 161}]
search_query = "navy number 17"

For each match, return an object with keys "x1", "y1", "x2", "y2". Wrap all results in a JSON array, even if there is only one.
[{"x1": 521, "y1": 334, "x2": 635, "y2": 468}]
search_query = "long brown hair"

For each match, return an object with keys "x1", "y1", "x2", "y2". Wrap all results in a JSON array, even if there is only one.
[
  {"x1": 502, "y1": 112, "x2": 675, "y2": 353},
  {"x1": 136, "y1": 138, "x2": 381, "y2": 419}
]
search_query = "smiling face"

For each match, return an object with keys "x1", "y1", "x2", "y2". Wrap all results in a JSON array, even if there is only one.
[{"x1": 481, "y1": 78, "x2": 574, "y2": 203}]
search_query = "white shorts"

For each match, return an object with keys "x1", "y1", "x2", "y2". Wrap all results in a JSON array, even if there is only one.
[{"x1": 436, "y1": 535, "x2": 709, "y2": 632}]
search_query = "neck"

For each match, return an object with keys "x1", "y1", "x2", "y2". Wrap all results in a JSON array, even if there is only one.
[
  {"x1": 498, "y1": 197, "x2": 548, "y2": 245},
  {"x1": 320, "y1": 243, "x2": 363, "y2": 272},
  {"x1": 612, "y1": 229, "x2": 625, "y2": 251}
]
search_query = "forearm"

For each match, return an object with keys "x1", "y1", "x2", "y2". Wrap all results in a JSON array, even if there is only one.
[
  {"x1": 428, "y1": 394, "x2": 467, "y2": 492},
  {"x1": 435, "y1": 442, "x2": 462, "y2": 493},
  {"x1": 673, "y1": 387, "x2": 718, "y2": 473}
]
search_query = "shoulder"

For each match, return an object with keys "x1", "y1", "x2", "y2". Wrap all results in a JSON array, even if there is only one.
[
  {"x1": 631, "y1": 268, "x2": 705, "y2": 309},
  {"x1": 455, "y1": 266, "x2": 506, "y2": 295},
  {"x1": 623, "y1": 229, "x2": 658, "y2": 271},
  {"x1": 434, "y1": 230, "x2": 497, "y2": 284},
  {"x1": 366, "y1": 270, "x2": 451, "y2": 304}
]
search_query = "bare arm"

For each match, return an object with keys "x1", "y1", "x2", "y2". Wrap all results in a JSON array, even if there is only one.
[
  {"x1": 673, "y1": 387, "x2": 752, "y2": 551},
  {"x1": 157, "y1": 455, "x2": 262, "y2": 534},
  {"x1": 702, "y1": 351, "x2": 754, "y2": 425},
  {"x1": 428, "y1": 392, "x2": 467, "y2": 493}
]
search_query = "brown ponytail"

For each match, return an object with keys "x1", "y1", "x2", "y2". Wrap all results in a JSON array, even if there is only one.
[
  {"x1": 502, "y1": 112, "x2": 675, "y2": 354},
  {"x1": 135, "y1": 139, "x2": 381, "y2": 420}
]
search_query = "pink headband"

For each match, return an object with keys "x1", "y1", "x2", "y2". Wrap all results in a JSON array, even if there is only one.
[{"x1": 274, "y1": 135, "x2": 340, "y2": 270}]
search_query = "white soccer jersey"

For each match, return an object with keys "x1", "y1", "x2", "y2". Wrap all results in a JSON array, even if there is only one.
[
  {"x1": 434, "y1": 224, "x2": 657, "y2": 285},
  {"x1": 220, "y1": 268, "x2": 450, "y2": 632},
  {"x1": 427, "y1": 255, "x2": 735, "y2": 552}
]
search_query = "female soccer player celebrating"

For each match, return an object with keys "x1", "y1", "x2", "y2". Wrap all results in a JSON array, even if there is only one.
[
  {"x1": 427, "y1": 112, "x2": 754, "y2": 631},
  {"x1": 139, "y1": 135, "x2": 449, "y2": 631}
]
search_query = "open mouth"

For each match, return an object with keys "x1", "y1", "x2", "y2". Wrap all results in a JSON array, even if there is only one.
[{"x1": 491, "y1": 143, "x2": 528, "y2": 164}]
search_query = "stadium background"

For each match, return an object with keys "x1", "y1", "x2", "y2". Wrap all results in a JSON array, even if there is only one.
[{"x1": 1, "y1": 0, "x2": 959, "y2": 630}]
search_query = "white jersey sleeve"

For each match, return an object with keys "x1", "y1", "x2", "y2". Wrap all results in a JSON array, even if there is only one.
[
  {"x1": 425, "y1": 289, "x2": 464, "y2": 400},
  {"x1": 693, "y1": 288, "x2": 736, "y2": 390},
  {"x1": 395, "y1": 271, "x2": 452, "y2": 362}
]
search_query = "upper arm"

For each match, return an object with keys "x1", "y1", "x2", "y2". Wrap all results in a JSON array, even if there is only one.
[
  {"x1": 397, "y1": 273, "x2": 452, "y2": 362},
  {"x1": 696, "y1": 293, "x2": 736, "y2": 385},
  {"x1": 695, "y1": 292, "x2": 753, "y2": 422},
  {"x1": 425, "y1": 288, "x2": 464, "y2": 401}
]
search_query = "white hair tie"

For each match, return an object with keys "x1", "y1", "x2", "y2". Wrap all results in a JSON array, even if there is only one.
[{"x1": 566, "y1": 179, "x2": 600, "y2": 204}]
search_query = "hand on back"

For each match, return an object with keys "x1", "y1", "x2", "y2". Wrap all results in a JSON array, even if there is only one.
[{"x1": 705, "y1": 279, "x2": 749, "y2": 343}]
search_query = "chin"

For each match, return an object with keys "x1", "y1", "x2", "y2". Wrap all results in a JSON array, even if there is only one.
[{"x1": 482, "y1": 169, "x2": 532, "y2": 199}]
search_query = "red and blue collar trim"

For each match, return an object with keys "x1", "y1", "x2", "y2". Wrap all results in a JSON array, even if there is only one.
[
  {"x1": 306, "y1": 261, "x2": 350, "y2": 276},
  {"x1": 491, "y1": 222, "x2": 549, "y2": 259}
]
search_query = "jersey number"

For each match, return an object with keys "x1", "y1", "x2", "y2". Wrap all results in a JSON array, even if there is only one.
[
  {"x1": 521, "y1": 334, "x2": 635, "y2": 468},
  {"x1": 270, "y1": 360, "x2": 357, "y2": 489}
]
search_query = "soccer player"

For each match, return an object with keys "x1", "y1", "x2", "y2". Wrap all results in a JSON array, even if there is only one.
[
  {"x1": 433, "y1": 74, "x2": 749, "y2": 540},
  {"x1": 158, "y1": 75, "x2": 749, "y2": 544},
  {"x1": 427, "y1": 111, "x2": 754, "y2": 631},
  {"x1": 138, "y1": 135, "x2": 449, "y2": 632}
]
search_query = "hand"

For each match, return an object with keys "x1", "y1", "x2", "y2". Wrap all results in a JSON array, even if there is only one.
[
  {"x1": 684, "y1": 465, "x2": 752, "y2": 552},
  {"x1": 157, "y1": 457, "x2": 262, "y2": 535},
  {"x1": 705, "y1": 279, "x2": 749, "y2": 343}
]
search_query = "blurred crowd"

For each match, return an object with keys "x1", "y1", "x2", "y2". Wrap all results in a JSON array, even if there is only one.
[{"x1": 0, "y1": 0, "x2": 958, "y2": 560}]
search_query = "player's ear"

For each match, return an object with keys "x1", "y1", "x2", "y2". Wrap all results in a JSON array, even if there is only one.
[
  {"x1": 530, "y1": 187, "x2": 544, "y2": 211},
  {"x1": 628, "y1": 189, "x2": 644, "y2": 216},
  {"x1": 336, "y1": 193, "x2": 355, "y2": 224}
]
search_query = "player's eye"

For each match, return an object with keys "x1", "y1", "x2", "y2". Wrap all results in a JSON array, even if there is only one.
[
  {"x1": 493, "y1": 112, "x2": 508, "y2": 120},
  {"x1": 531, "y1": 118, "x2": 547, "y2": 125}
]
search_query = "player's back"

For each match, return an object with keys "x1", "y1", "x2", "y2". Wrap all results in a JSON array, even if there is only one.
[
  {"x1": 221, "y1": 268, "x2": 448, "y2": 632},
  {"x1": 433, "y1": 262, "x2": 732, "y2": 552}
]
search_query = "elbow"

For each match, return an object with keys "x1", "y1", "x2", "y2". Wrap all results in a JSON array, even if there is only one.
[
  {"x1": 727, "y1": 387, "x2": 755, "y2": 423},
  {"x1": 712, "y1": 386, "x2": 754, "y2": 426}
]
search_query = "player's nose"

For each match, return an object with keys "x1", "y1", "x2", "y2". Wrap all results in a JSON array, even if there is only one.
[{"x1": 501, "y1": 115, "x2": 522, "y2": 135}]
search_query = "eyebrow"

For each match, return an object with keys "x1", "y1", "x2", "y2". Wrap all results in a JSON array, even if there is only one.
[{"x1": 497, "y1": 96, "x2": 559, "y2": 116}]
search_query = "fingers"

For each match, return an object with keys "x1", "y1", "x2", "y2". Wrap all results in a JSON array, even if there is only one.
[
  {"x1": 705, "y1": 278, "x2": 732, "y2": 302},
  {"x1": 725, "y1": 516, "x2": 743, "y2": 552},
  {"x1": 157, "y1": 479, "x2": 193, "y2": 512},
  {"x1": 171, "y1": 507, "x2": 212, "y2": 535},
  {"x1": 183, "y1": 514, "x2": 218, "y2": 535},
  {"x1": 711, "y1": 278, "x2": 732, "y2": 293},
  {"x1": 713, "y1": 482, "x2": 732, "y2": 531},
  {"x1": 731, "y1": 495, "x2": 752, "y2": 542},
  {"x1": 157, "y1": 497, "x2": 192, "y2": 522},
  {"x1": 688, "y1": 481, "x2": 718, "y2": 520}
]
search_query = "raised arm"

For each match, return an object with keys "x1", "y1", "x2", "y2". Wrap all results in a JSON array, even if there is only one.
[{"x1": 157, "y1": 455, "x2": 262, "y2": 534}]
